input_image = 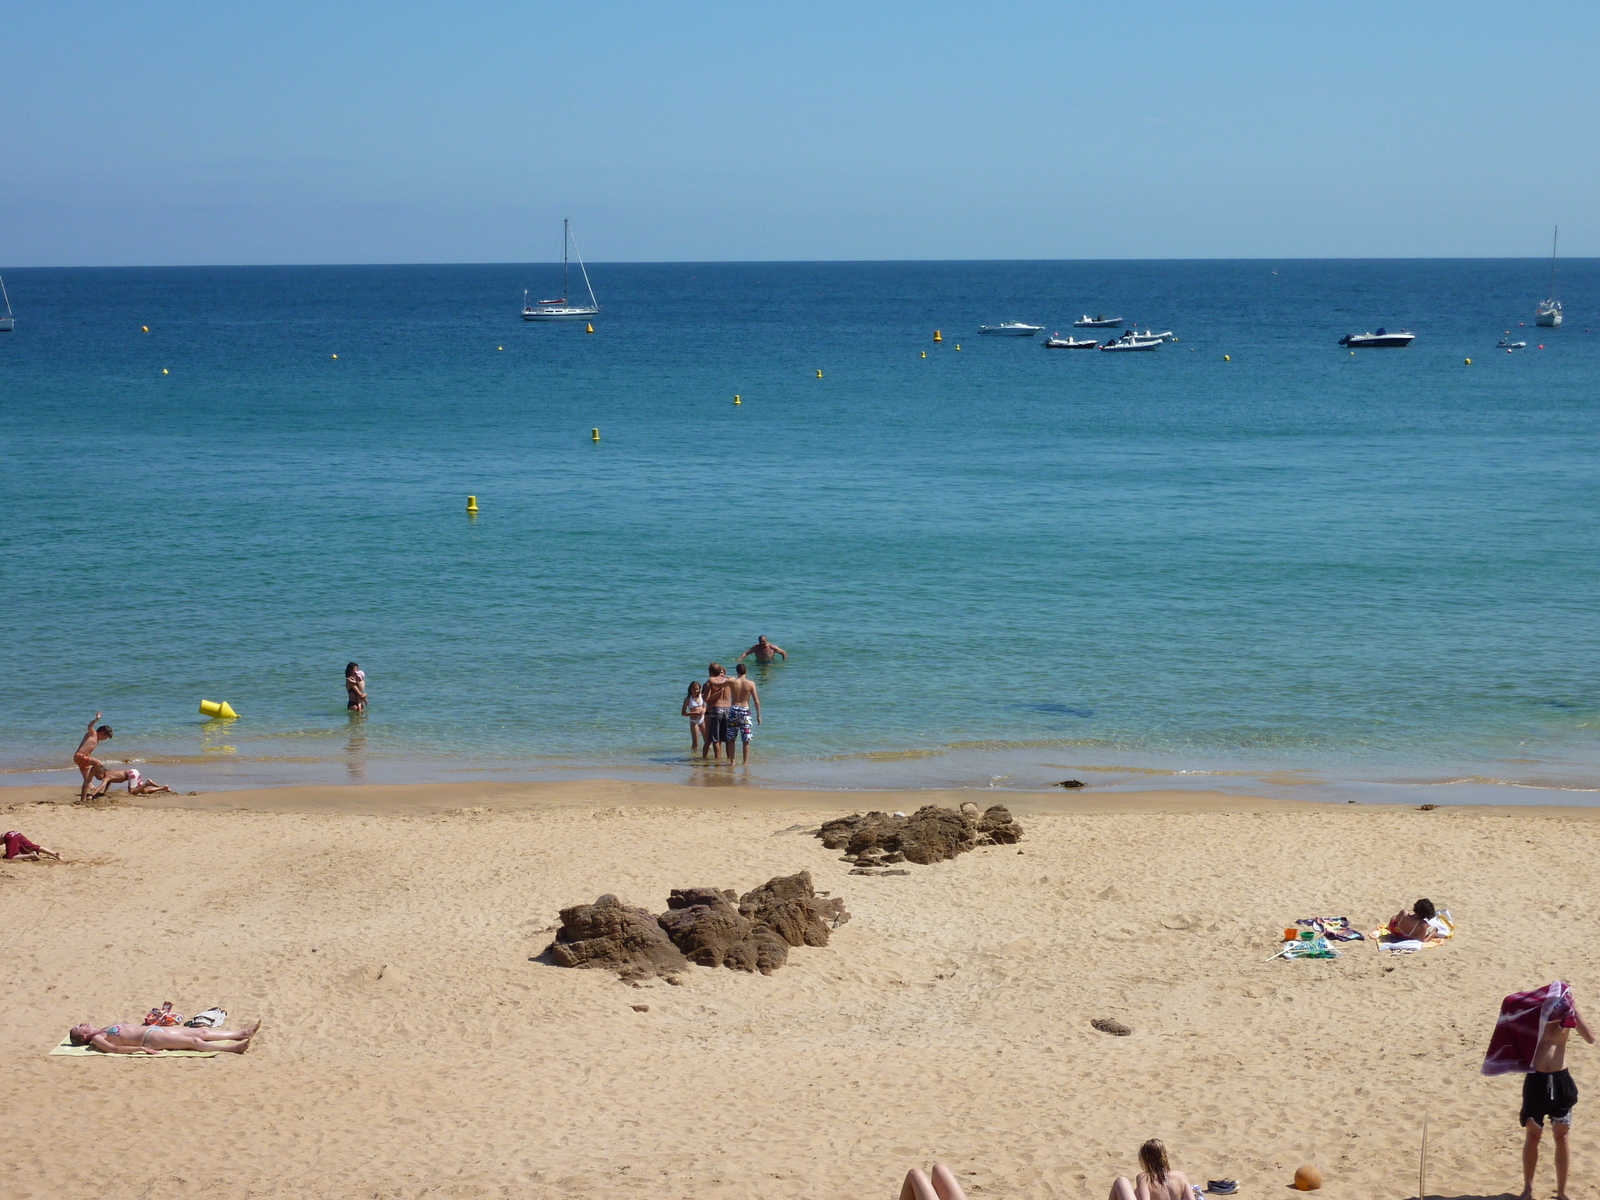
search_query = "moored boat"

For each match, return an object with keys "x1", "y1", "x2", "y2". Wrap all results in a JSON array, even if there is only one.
[
  {"x1": 1072, "y1": 313, "x2": 1123, "y2": 328},
  {"x1": 522, "y1": 219, "x2": 599, "y2": 321},
  {"x1": 0, "y1": 274, "x2": 13, "y2": 332},
  {"x1": 1100, "y1": 332, "x2": 1160, "y2": 352},
  {"x1": 1339, "y1": 328, "x2": 1415, "y2": 348},
  {"x1": 1043, "y1": 334, "x2": 1100, "y2": 348},
  {"x1": 1535, "y1": 227, "x2": 1562, "y2": 328}
]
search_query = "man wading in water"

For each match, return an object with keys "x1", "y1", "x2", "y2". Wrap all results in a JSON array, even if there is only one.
[{"x1": 701, "y1": 664, "x2": 737, "y2": 762}]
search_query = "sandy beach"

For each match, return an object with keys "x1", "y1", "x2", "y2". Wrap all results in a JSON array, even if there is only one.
[{"x1": 3, "y1": 779, "x2": 1596, "y2": 1200}]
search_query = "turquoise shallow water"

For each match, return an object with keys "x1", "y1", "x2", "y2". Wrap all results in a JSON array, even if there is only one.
[{"x1": 2, "y1": 260, "x2": 1597, "y2": 800}]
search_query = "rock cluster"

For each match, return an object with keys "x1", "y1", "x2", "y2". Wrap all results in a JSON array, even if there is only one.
[
  {"x1": 550, "y1": 871, "x2": 849, "y2": 981},
  {"x1": 818, "y1": 803, "x2": 1023, "y2": 868}
]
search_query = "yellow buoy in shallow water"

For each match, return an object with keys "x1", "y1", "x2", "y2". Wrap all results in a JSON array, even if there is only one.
[
  {"x1": 734, "y1": 395, "x2": 741, "y2": 405},
  {"x1": 142, "y1": 326, "x2": 149, "y2": 333},
  {"x1": 933, "y1": 330, "x2": 942, "y2": 342},
  {"x1": 586, "y1": 323, "x2": 594, "y2": 334},
  {"x1": 466, "y1": 495, "x2": 478, "y2": 513},
  {"x1": 199, "y1": 700, "x2": 239, "y2": 719},
  {"x1": 592, "y1": 428, "x2": 601, "y2": 442}
]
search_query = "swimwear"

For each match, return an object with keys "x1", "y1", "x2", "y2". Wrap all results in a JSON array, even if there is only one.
[
  {"x1": 107, "y1": 1025, "x2": 122, "y2": 1036},
  {"x1": 730, "y1": 704, "x2": 753, "y2": 743},
  {"x1": 687, "y1": 699, "x2": 706, "y2": 727},
  {"x1": 3, "y1": 831, "x2": 42, "y2": 859},
  {"x1": 1522, "y1": 1069, "x2": 1579, "y2": 1127},
  {"x1": 705, "y1": 707, "x2": 736, "y2": 745},
  {"x1": 125, "y1": 769, "x2": 143, "y2": 791}
]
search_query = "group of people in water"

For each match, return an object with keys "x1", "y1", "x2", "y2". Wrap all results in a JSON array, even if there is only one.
[{"x1": 682, "y1": 637, "x2": 786, "y2": 763}]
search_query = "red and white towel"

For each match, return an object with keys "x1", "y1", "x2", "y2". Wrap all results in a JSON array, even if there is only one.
[{"x1": 1482, "y1": 980, "x2": 1577, "y2": 1076}]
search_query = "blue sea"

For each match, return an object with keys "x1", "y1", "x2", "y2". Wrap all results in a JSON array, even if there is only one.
[{"x1": 2, "y1": 260, "x2": 1597, "y2": 803}]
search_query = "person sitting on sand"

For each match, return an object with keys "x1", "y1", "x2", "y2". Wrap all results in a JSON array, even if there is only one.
[
  {"x1": 73, "y1": 712, "x2": 113, "y2": 803},
  {"x1": 1385, "y1": 898, "x2": 1442, "y2": 943},
  {"x1": 69, "y1": 1018, "x2": 260, "y2": 1054},
  {"x1": 85, "y1": 763, "x2": 175, "y2": 799},
  {"x1": 1110, "y1": 1139, "x2": 1194, "y2": 1200},
  {"x1": 3, "y1": 830, "x2": 60, "y2": 861}
]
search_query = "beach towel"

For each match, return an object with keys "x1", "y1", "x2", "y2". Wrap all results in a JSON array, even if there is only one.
[
  {"x1": 1483, "y1": 980, "x2": 1577, "y2": 1076},
  {"x1": 1296, "y1": 917, "x2": 1365, "y2": 942},
  {"x1": 1280, "y1": 934, "x2": 1341, "y2": 960},
  {"x1": 49, "y1": 1035, "x2": 217, "y2": 1058}
]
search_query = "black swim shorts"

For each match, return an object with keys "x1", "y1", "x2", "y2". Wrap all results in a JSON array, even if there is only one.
[
  {"x1": 1522, "y1": 1069, "x2": 1579, "y2": 1127},
  {"x1": 705, "y1": 707, "x2": 735, "y2": 745}
]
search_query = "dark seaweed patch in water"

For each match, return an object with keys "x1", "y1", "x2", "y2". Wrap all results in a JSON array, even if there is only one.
[
  {"x1": 1017, "y1": 703, "x2": 1095, "y2": 719},
  {"x1": 1542, "y1": 700, "x2": 1582, "y2": 710}
]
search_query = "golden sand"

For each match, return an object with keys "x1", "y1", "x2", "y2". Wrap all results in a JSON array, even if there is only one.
[{"x1": 1, "y1": 780, "x2": 1594, "y2": 1199}]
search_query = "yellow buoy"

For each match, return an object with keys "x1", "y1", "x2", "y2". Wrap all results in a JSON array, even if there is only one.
[
  {"x1": 592, "y1": 428, "x2": 601, "y2": 442},
  {"x1": 586, "y1": 323, "x2": 594, "y2": 334},
  {"x1": 141, "y1": 326, "x2": 149, "y2": 333},
  {"x1": 734, "y1": 395, "x2": 741, "y2": 405},
  {"x1": 466, "y1": 495, "x2": 479, "y2": 513},
  {"x1": 921, "y1": 351, "x2": 927, "y2": 358},
  {"x1": 1224, "y1": 355, "x2": 1231, "y2": 362},
  {"x1": 331, "y1": 354, "x2": 338, "y2": 359},
  {"x1": 933, "y1": 330, "x2": 942, "y2": 342},
  {"x1": 199, "y1": 700, "x2": 239, "y2": 719},
  {"x1": 498, "y1": 346, "x2": 504, "y2": 351},
  {"x1": 162, "y1": 368, "x2": 169, "y2": 374},
  {"x1": 1465, "y1": 358, "x2": 1472, "y2": 365},
  {"x1": 817, "y1": 369, "x2": 823, "y2": 378},
  {"x1": 954, "y1": 344, "x2": 960, "y2": 350}
]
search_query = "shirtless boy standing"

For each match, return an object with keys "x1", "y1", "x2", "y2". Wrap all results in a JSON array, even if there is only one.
[
  {"x1": 701, "y1": 665, "x2": 736, "y2": 761},
  {"x1": 728, "y1": 664, "x2": 761, "y2": 764},
  {"x1": 73, "y1": 713, "x2": 113, "y2": 803},
  {"x1": 1522, "y1": 991, "x2": 1595, "y2": 1200}
]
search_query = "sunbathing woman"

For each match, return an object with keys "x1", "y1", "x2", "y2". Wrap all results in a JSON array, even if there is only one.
[
  {"x1": 1110, "y1": 1139, "x2": 1195, "y2": 1200},
  {"x1": 1385, "y1": 898, "x2": 1441, "y2": 943},
  {"x1": 69, "y1": 1019, "x2": 260, "y2": 1054}
]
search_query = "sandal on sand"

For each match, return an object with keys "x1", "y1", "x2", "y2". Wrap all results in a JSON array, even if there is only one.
[{"x1": 1208, "y1": 1181, "x2": 1238, "y2": 1195}]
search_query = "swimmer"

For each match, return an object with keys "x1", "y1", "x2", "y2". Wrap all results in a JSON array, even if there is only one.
[{"x1": 737, "y1": 635, "x2": 787, "y2": 665}]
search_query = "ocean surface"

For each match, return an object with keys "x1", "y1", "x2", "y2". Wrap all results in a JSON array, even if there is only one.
[{"x1": 2, "y1": 259, "x2": 1597, "y2": 803}]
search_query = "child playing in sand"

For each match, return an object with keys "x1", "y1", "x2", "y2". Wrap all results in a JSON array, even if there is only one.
[
  {"x1": 85, "y1": 764, "x2": 175, "y2": 799},
  {"x1": 682, "y1": 681, "x2": 706, "y2": 750}
]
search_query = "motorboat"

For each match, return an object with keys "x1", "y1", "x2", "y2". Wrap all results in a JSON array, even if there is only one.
[
  {"x1": 1497, "y1": 338, "x2": 1527, "y2": 349},
  {"x1": 1072, "y1": 314, "x2": 1123, "y2": 328},
  {"x1": 1043, "y1": 334, "x2": 1100, "y2": 348},
  {"x1": 522, "y1": 219, "x2": 599, "y2": 321},
  {"x1": 1338, "y1": 328, "x2": 1415, "y2": 348},
  {"x1": 1536, "y1": 227, "x2": 1562, "y2": 328},
  {"x1": 1100, "y1": 332, "x2": 1160, "y2": 351},
  {"x1": 1127, "y1": 329, "x2": 1174, "y2": 343},
  {"x1": 979, "y1": 322, "x2": 1042, "y2": 337}
]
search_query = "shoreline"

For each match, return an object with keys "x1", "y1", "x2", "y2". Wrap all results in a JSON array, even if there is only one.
[{"x1": 12, "y1": 776, "x2": 1600, "y2": 821}]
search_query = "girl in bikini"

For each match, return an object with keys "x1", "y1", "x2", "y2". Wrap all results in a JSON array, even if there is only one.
[
  {"x1": 345, "y1": 662, "x2": 367, "y2": 712},
  {"x1": 682, "y1": 681, "x2": 706, "y2": 750}
]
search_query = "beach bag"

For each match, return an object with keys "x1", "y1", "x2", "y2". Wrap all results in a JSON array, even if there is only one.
[
  {"x1": 143, "y1": 1002, "x2": 183, "y2": 1027},
  {"x1": 185, "y1": 1007, "x2": 227, "y2": 1029}
]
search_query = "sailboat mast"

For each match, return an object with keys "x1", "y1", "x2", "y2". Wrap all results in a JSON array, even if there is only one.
[
  {"x1": 563, "y1": 218, "x2": 570, "y2": 301},
  {"x1": 1550, "y1": 226, "x2": 1558, "y2": 295}
]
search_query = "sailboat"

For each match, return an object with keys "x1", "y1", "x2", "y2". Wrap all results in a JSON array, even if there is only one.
[
  {"x1": 0, "y1": 273, "x2": 13, "y2": 332},
  {"x1": 1536, "y1": 227, "x2": 1562, "y2": 328},
  {"x1": 521, "y1": 219, "x2": 599, "y2": 321}
]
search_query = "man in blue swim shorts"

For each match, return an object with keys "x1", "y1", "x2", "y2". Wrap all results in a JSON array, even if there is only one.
[{"x1": 728, "y1": 664, "x2": 762, "y2": 763}]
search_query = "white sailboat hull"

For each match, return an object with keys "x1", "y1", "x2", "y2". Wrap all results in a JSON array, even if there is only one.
[
  {"x1": 0, "y1": 317, "x2": 13, "y2": 333},
  {"x1": 1536, "y1": 306, "x2": 1562, "y2": 328},
  {"x1": 522, "y1": 307, "x2": 599, "y2": 322}
]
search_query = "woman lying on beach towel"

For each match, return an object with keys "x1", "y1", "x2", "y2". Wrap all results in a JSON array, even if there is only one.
[
  {"x1": 69, "y1": 1018, "x2": 259, "y2": 1054},
  {"x1": 1110, "y1": 1139, "x2": 1195, "y2": 1200}
]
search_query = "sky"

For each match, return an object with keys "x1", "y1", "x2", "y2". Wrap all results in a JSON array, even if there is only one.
[{"x1": 2, "y1": 2, "x2": 1596, "y2": 265}]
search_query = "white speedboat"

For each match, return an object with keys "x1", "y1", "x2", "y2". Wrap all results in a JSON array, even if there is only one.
[
  {"x1": 1043, "y1": 334, "x2": 1100, "y2": 348},
  {"x1": 979, "y1": 322, "x2": 1042, "y2": 337},
  {"x1": 1339, "y1": 328, "x2": 1415, "y2": 348},
  {"x1": 0, "y1": 274, "x2": 13, "y2": 332},
  {"x1": 522, "y1": 219, "x2": 599, "y2": 321},
  {"x1": 1101, "y1": 332, "x2": 1160, "y2": 351},
  {"x1": 1072, "y1": 313, "x2": 1123, "y2": 328},
  {"x1": 1127, "y1": 329, "x2": 1173, "y2": 343},
  {"x1": 1535, "y1": 227, "x2": 1562, "y2": 328},
  {"x1": 1498, "y1": 338, "x2": 1527, "y2": 349}
]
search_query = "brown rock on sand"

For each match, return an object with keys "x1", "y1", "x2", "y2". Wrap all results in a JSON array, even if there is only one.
[
  {"x1": 739, "y1": 870, "x2": 850, "y2": 947},
  {"x1": 550, "y1": 894, "x2": 689, "y2": 981},
  {"x1": 976, "y1": 805, "x2": 1023, "y2": 845},
  {"x1": 819, "y1": 804, "x2": 1021, "y2": 866},
  {"x1": 657, "y1": 887, "x2": 790, "y2": 974}
]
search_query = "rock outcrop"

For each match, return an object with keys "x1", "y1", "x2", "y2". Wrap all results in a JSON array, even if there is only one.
[
  {"x1": 549, "y1": 894, "x2": 689, "y2": 981},
  {"x1": 550, "y1": 874, "x2": 848, "y2": 980},
  {"x1": 819, "y1": 804, "x2": 1023, "y2": 867}
]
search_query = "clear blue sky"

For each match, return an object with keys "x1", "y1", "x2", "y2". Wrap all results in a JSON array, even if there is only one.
[{"x1": 4, "y1": 2, "x2": 1596, "y2": 265}]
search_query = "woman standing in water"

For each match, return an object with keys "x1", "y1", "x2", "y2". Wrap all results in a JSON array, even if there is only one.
[{"x1": 345, "y1": 662, "x2": 367, "y2": 712}]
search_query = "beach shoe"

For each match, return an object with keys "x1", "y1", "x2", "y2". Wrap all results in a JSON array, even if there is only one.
[{"x1": 1208, "y1": 1181, "x2": 1238, "y2": 1195}]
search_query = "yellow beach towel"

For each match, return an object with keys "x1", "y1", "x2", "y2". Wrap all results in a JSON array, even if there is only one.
[{"x1": 49, "y1": 1035, "x2": 217, "y2": 1058}]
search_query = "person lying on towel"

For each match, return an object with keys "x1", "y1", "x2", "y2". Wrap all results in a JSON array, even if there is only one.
[
  {"x1": 69, "y1": 1018, "x2": 260, "y2": 1054},
  {"x1": 1384, "y1": 898, "x2": 1444, "y2": 943}
]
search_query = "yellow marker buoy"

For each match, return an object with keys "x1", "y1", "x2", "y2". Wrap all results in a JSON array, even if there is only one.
[
  {"x1": 1465, "y1": 358, "x2": 1472, "y2": 365},
  {"x1": 199, "y1": 700, "x2": 239, "y2": 719},
  {"x1": 1224, "y1": 355, "x2": 1231, "y2": 362},
  {"x1": 466, "y1": 495, "x2": 479, "y2": 513},
  {"x1": 1350, "y1": 350, "x2": 1356, "y2": 355},
  {"x1": 954, "y1": 344, "x2": 960, "y2": 350},
  {"x1": 934, "y1": 330, "x2": 942, "y2": 342},
  {"x1": 921, "y1": 350, "x2": 927, "y2": 358},
  {"x1": 332, "y1": 354, "x2": 338, "y2": 359},
  {"x1": 734, "y1": 395, "x2": 741, "y2": 405},
  {"x1": 498, "y1": 346, "x2": 504, "y2": 351},
  {"x1": 162, "y1": 368, "x2": 169, "y2": 374},
  {"x1": 141, "y1": 326, "x2": 149, "y2": 333},
  {"x1": 592, "y1": 428, "x2": 601, "y2": 442},
  {"x1": 586, "y1": 323, "x2": 594, "y2": 334},
  {"x1": 817, "y1": 369, "x2": 823, "y2": 378}
]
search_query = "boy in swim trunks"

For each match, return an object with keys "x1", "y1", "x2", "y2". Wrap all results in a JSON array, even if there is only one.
[
  {"x1": 1521, "y1": 988, "x2": 1594, "y2": 1200},
  {"x1": 85, "y1": 763, "x2": 175, "y2": 799},
  {"x1": 73, "y1": 712, "x2": 113, "y2": 803},
  {"x1": 729, "y1": 664, "x2": 762, "y2": 763}
]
